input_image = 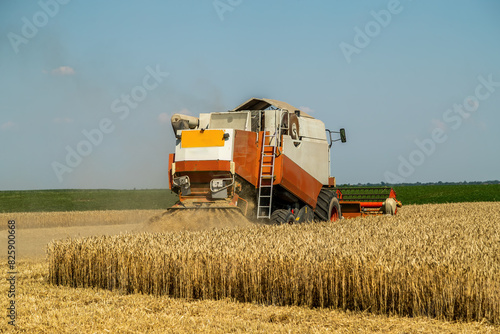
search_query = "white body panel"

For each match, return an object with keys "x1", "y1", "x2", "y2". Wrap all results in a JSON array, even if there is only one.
[
  {"x1": 199, "y1": 113, "x2": 210, "y2": 129},
  {"x1": 174, "y1": 129, "x2": 234, "y2": 161},
  {"x1": 298, "y1": 117, "x2": 327, "y2": 140},
  {"x1": 282, "y1": 136, "x2": 330, "y2": 184},
  {"x1": 264, "y1": 109, "x2": 284, "y2": 146},
  {"x1": 210, "y1": 112, "x2": 251, "y2": 131},
  {"x1": 264, "y1": 109, "x2": 279, "y2": 131}
]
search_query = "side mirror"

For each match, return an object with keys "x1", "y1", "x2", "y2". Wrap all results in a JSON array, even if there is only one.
[
  {"x1": 340, "y1": 128, "x2": 346, "y2": 143},
  {"x1": 326, "y1": 128, "x2": 347, "y2": 147}
]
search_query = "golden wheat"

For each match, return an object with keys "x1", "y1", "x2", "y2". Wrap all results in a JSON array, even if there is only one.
[
  {"x1": 3, "y1": 260, "x2": 496, "y2": 333},
  {"x1": 48, "y1": 202, "x2": 500, "y2": 324}
]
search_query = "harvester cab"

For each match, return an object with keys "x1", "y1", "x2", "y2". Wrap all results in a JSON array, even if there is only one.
[{"x1": 168, "y1": 98, "x2": 401, "y2": 224}]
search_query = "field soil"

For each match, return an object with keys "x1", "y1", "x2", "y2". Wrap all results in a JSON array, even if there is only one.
[
  {"x1": 0, "y1": 223, "x2": 140, "y2": 259},
  {"x1": 1, "y1": 209, "x2": 163, "y2": 260},
  {"x1": 0, "y1": 209, "x2": 163, "y2": 230}
]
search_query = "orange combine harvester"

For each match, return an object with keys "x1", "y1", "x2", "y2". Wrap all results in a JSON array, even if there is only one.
[{"x1": 168, "y1": 98, "x2": 401, "y2": 224}]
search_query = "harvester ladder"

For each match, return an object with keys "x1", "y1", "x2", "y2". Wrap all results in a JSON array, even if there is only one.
[{"x1": 256, "y1": 127, "x2": 280, "y2": 219}]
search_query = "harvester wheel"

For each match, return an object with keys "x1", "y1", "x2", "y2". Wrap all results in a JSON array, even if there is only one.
[
  {"x1": 270, "y1": 209, "x2": 296, "y2": 225},
  {"x1": 296, "y1": 205, "x2": 314, "y2": 223},
  {"x1": 314, "y1": 189, "x2": 341, "y2": 222}
]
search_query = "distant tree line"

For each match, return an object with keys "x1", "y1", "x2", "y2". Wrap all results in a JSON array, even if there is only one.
[{"x1": 339, "y1": 180, "x2": 500, "y2": 187}]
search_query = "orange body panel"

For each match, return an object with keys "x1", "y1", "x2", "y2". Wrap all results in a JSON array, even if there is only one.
[
  {"x1": 275, "y1": 155, "x2": 323, "y2": 209},
  {"x1": 328, "y1": 177, "x2": 336, "y2": 187},
  {"x1": 233, "y1": 130, "x2": 260, "y2": 187},
  {"x1": 175, "y1": 160, "x2": 231, "y2": 172},
  {"x1": 168, "y1": 153, "x2": 175, "y2": 190},
  {"x1": 169, "y1": 159, "x2": 231, "y2": 191}
]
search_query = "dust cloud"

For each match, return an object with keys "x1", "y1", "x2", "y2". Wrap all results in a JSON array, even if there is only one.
[{"x1": 141, "y1": 209, "x2": 255, "y2": 232}]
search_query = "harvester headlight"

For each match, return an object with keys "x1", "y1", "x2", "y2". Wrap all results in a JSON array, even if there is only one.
[
  {"x1": 173, "y1": 176, "x2": 191, "y2": 196},
  {"x1": 210, "y1": 178, "x2": 234, "y2": 200}
]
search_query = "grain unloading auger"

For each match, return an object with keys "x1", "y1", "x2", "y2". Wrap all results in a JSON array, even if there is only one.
[{"x1": 167, "y1": 98, "x2": 401, "y2": 224}]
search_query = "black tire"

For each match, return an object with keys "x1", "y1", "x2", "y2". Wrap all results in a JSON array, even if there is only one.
[
  {"x1": 314, "y1": 189, "x2": 341, "y2": 222},
  {"x1": 296, "y1": 205, "x2": 314, "y2": 223},
  {"x1": 270, "y1": 209, "x2": 296, "y2": 225}
]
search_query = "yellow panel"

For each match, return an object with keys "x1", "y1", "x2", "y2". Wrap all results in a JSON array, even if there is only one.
[{"x1": 181, "y1": 130, "x2": 225, "y2": 148}]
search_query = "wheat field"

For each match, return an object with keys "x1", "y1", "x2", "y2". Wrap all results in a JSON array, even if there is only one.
[
  {"x1": 48, "y1": 202, "x2": 500, "y2": 325},
  {"x1": 3, "y1": 260, "x2": 498, "y2": 333}
]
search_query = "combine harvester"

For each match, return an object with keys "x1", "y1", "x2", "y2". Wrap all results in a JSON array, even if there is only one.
[{"x1": 167, "y1": 98, "x2": 401, "y2": 224}]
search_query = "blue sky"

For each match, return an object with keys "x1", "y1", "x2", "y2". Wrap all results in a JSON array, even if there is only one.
[{"x1": 1, "y1": 0, "x2": 499, "y2": 190}]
